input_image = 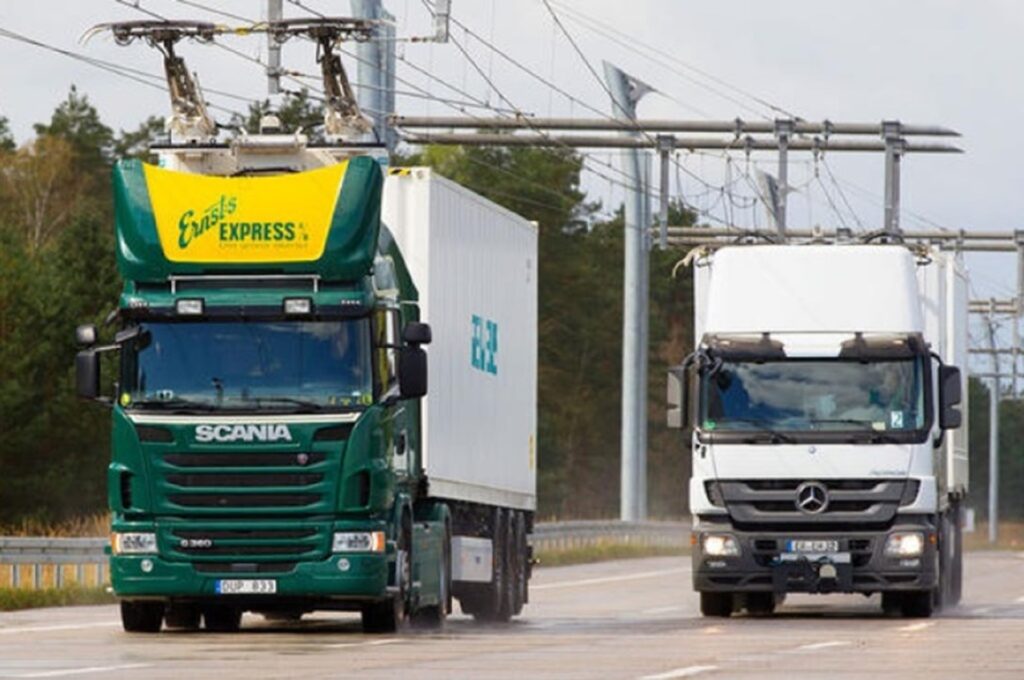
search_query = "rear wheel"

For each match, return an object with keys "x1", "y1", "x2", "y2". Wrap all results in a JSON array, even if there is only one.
[
  {"x1": 699, "y1": 592, "x2": 733, "y2": 618},
  {"x1": 948, "y1": 504, "x2": 964, "y2": 606},
  {"x1": 900, "y1": 590, "x2": 935, "y2": 618},
  {"x1": 164, "y1": 604, "x2": 201, "y2": 630},
  {"x1": 470, "y1": 508, "x2": 513, "y2": 623},
  {"x1": 203, "y1": 605, "x2": 242, "y2": 632},
  {"x1": 511, "y1": 511, "x2": 527, "y2": 616},
  {"x1": 744, "y1": 592, "x2": 776, "y2": 617},
  {"x1": 121, "y1": 601, "x2": 164, "y2": 633}
]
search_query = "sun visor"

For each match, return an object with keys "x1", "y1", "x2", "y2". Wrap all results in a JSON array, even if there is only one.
[{"x1": 113, "y1": 156, "x2": 382, "y2": 282}]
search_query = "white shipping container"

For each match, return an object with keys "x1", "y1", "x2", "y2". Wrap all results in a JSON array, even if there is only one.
[{"x1": 382, "y1": 168, "x2": 538, "y2": 511}]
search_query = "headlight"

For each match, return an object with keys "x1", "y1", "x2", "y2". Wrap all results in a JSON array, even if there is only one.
[
  {"x1": 112, "y1": 532, "x2": 157, "y2": 555},
  {"x1": 703, "y1": 534, "x2": 740, "y2": 557},
  {"x1": 884, "y1": 531, "x2": 925, "y2": 557},
  {"x1": 332, "y1": 531, "x2": 386, "y2": 553}
]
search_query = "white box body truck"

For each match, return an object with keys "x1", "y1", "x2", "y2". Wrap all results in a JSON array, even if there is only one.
[{"x1": 672, "y1": 244, "x2": 968, "y2": 618}]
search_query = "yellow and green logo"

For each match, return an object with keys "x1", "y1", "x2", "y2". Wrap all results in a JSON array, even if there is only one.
[{"x1": 144, "y1": 162, "x2": 347, "y2": 263}]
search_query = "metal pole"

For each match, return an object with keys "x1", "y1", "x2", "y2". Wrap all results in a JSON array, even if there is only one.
[
  {"x1": 883, "y1": 121, "x2": 904, "y2": 236},
  {"x1": 657, "y1": 136, "x2": 672, "y2": 249},
  {"x1": 352, "y1": 0, "x2": 387, "y2": 147},
  {"x1": 266, "y1": 0, "x2": 283, "y2": 95},
  {"x1": 775, "y1": 119, "x2": 792, "y2": 237},
  {"x1": 986, "y1": 311, "x2": 1000, "y2": 544},
  {"x1": 604, "y1": 61, "x2": 651, "y2": 521}
]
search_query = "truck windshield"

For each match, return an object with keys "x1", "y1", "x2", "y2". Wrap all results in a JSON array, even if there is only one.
[
  {"x1": 122, "y1": 320, "x2": 373, "y2": 411},
  {"x1": 700, "y1": 357, "x2": 927, "y2": 435}
]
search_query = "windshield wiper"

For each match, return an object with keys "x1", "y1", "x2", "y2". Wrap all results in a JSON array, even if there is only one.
[
  {"x1": 809, "y1": 419, "x2": 906, "y2": 443},
  {"x1": 711, "y1": 418, "x2": 797, "y2": 444},
  {"x1": 130, "y1": 397, "x2": 217, "y2": 412},
  {"x1": 241, "y1": 396, "x2": 326, "y2": 413}
]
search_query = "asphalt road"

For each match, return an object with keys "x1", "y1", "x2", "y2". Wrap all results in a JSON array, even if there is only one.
[{"x1": 1, "y1": 552, "x2": 1023, "y2": 679}]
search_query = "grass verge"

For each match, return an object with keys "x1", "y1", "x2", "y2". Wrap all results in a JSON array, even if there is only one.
[
  {"x1": 535, "y1": 543, "x2": 688, "y2": 567},
  {"x1": 0, "y1": 585, "x2": 116, "y2": 612}
]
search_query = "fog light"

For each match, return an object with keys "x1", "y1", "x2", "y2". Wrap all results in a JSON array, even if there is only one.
[
  {"x1": 175, "y1": 298, "x2": 204, "y2": 316},
  {"x1": 703, "y1": 534, "x2": 740, "y2": 557},
  {"x1": 337, "y1": 558, "x2": 351, "y2": 572},
  {"x1": 885, "y1": 532, "x2": 925, "y2": 557},
  {"x1": 332, "y1": 531, "x2": 386, "y2": 553},
  {"x1": 283, "y1": 298, "x2": 313, "y2": 315},
  {"x1": 112, "y1": 532, "x2": 157, "y2": 555},
  {"x1": 140, "y1": 559, "x2": 154, "y2": 573}
]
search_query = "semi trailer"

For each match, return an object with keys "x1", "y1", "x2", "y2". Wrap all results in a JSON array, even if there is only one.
[{"x1": 668, "y1": 244, "x2": 968, "y2": 618}]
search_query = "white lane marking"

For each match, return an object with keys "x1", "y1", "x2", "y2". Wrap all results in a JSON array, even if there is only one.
[
  {"x1": 14, "y1": 664, "x2": 151, "y2": 678},
  {"x1": 639, "y1": 665, "x2": 718, "y2": 680},
  {"x1": 642, "y1": 606, "x2": 684, "y2": 615},
  {"x1": 897, "y1": 622, "x2": 934, "y2": 633},
  {"x1": 532, "y1": 567, "x2": 689, "y2": 591},
  {"x1": 972, "y1": 606, "x2": 994, "y2": 615},
  {"x1": 793, "y1": 641, "x2": 851, "y2": 652},
  {"x1": 325, "y1": 638, "x2": 401, "y2": 650},
  {"x1": 0, "y1": 622, "x2": 119, "y2": 636}
]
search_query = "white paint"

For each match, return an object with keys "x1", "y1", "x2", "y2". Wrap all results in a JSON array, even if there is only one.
[
  {"x1": 531, "y1": 567, "x2": 689, "y2": 591},
  {"x1": 326, "y1": 639, "x2": 401, "y2": 650},
  {"x1": 639, "y1": 665, "x2": 718, "y2": 680},
  {"x1": 0, "y1": 622, "x2": 119, "y2": 636},
  {"x1": 642, "y1": 605, "x2": 684, "y2": 614},
  {"x1": 14, "y1": 663, "x2": 150, "y2": 678},
  {"x1": 897, "y1": 622, "x2": 935, "y2": 633},
  {"x1": 793, "y1": 641, "x2": 851, "y2": 651}
]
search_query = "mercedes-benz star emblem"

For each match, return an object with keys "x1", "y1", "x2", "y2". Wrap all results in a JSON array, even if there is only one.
[{"x1": 795, "y1": 481, "x2": 829, "y2": 514}]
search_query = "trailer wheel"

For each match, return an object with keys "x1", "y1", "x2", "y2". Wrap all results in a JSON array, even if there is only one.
[
  {"x1": 164, "y1": 604, "x2": 201, "y2": 630},
  {"x1": 472, "y1": 508, "x2": 512, "y2": 623},
  {"x1": 699, "y1": 592, "x2": 733, "y2": 618},
  {"x1": 203, "y1": 605, "x2": 242, "y2": 632},
  {"x1": 121, "y1": 601, "x2": 164, "y2": 633}
]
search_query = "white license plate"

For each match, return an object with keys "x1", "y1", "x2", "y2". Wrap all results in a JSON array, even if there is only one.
[
  {"x1": 215, "y1": 579, "x2": 277, "y2": 595},
  {"x1": 785, "y1": 539, "x2": 840, "y2": 553}
]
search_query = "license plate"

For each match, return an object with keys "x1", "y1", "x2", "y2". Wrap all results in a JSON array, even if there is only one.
[
  {"x1": 785, "y1": 539, "x2": 840, "y2": 554},
  {"x1": 215, "y1": 579, "x2": 277, "y2": 595}
]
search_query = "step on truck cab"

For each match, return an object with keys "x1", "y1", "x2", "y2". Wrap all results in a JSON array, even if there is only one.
[
  {"x1": 668, "y1": 244, "x2": 968, "y2": 618},
  {"x1": 75, "y1": 136, "x2": 537, "y2": 633}
]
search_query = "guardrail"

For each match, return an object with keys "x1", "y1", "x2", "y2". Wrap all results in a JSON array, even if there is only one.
[{"x1": 0, "y1": 521, "x2": 691, "y2": 590}]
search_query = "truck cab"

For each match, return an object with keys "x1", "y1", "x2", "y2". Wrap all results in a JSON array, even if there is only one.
[{"x1": 669, "y1": 245, "x2": 968, "y2": 618}]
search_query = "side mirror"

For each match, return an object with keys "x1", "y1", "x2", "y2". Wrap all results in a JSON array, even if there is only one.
[
  {"x1": 75, "y1": 324, "x2": 97, "y2": 347},
  {"x1": 403, "y1": 322, "x2": 432, "y2": 346},
  {"x1": 399, "y1": 346, "x2": 428, "y2": 399},
  {"x1": 667, "y1": 365, "x2": 688, "y2": 429},
  {"x1": 76, "y1": 350, "x2": 100, "y2": 400},
  {"x1": 939, "y1": 365, "x2": 963, "y2": 430}
]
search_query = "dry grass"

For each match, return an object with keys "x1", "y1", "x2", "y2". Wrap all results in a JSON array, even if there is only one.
[
  {"x1": 964, "y1": 521, "x2": 1024, "y2": 551},
  {"x1": 0, "y1": 586, "x2": 115, "y2": 612},
  {"x1": 536, "y1": 543, "x2": 688, "y2": 567},
  {"x1": 0, "y1": 513, "x2": 109, "y2": 538}
]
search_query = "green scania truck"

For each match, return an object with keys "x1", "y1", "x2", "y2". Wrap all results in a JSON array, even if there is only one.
[{"x1": 75, "y1": 21, "x2": 537, "y2": 634}]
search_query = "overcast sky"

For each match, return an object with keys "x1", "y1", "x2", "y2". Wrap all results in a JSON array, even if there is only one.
[{"x1": 1, "y1": 0, "x2": 1022, "y2": 359}]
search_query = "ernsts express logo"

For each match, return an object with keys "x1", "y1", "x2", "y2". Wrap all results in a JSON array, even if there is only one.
[
  {"x1": 177, "y1": 195, "x2": 300, "y2": 249},
  {"x1": 195, "y1": 424, "x2": 293, "y2": 443}
]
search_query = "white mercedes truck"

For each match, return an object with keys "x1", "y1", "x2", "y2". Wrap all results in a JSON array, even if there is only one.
[{"x1": 668, "y1": 244, "x2": 968, "y2": 618}]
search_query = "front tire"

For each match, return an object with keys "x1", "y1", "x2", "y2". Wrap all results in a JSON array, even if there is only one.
[
  {"x1": 121, "y1": 601, "x2": 164, "y2": 633},
  {"x1": 164, "y1": 604, "x2": 200, "y2": 630},
  {"x1": 900, "y1": 590, "x2": 935, "y2": 618},
  {"x1": 699, "y1": 592, "x2": 733, "y2": 618},
  {"x1": 744, "y1": 592, "x2": 776, "y2": 616}
]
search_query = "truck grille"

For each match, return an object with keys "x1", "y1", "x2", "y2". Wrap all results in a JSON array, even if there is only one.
[
  {"x1": 720, "y1": 479, "x2": 908, "y2": 530},
  {"x1": 159, "y1": 523, "x2": 329, "y2": 569},
  {"x1": 153, "y1": 447, "x2": 336, "y2": 516}
]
